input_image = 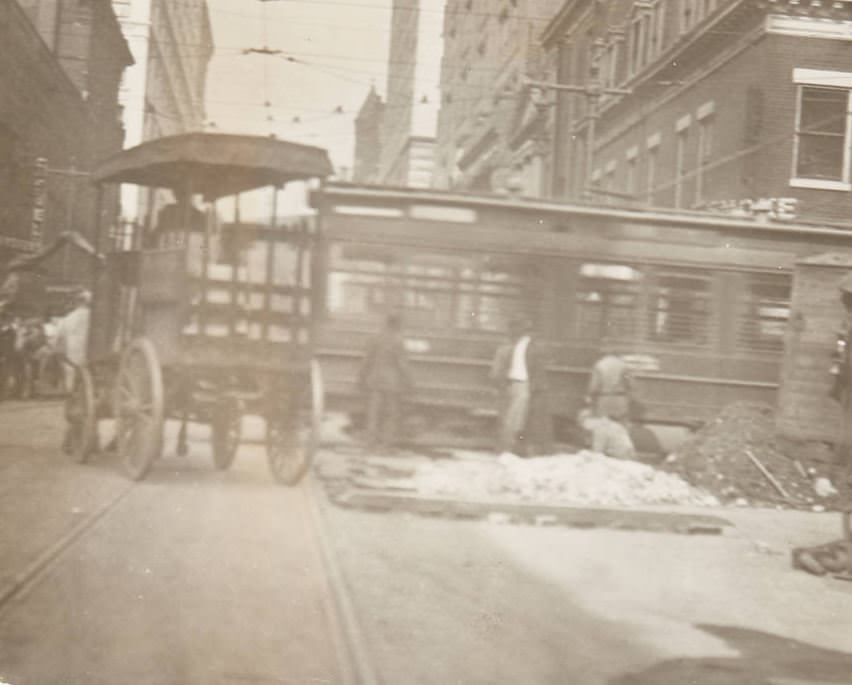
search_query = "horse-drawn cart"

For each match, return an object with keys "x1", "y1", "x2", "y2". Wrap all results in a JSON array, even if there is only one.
[{"x1": 64, "y1": 133, "x2": 332, "y2": 483}]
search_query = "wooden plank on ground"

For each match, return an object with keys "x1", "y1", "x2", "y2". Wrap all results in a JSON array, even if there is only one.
[{"x1": 330, "y1": 489, "x2": 733, "y2": 535}]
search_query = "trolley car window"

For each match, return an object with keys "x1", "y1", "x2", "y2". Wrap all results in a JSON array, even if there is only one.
[
  {"x1": 735, "y1": 274, "x2": 791, "y2": 353},
  {"x1": 455, "y1": 268, "x2": 524, "y2": 332},
  {"x1": 575, "y1": 263, "x2": 641, "y2": 341},
  {"x1": 328, "y1": 245, "x2": 523, "y2": 331},
  {"x1": 648, "y1": 271, "x2": 712, "y2": 345}
]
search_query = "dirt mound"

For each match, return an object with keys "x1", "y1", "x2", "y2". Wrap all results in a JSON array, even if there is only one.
[{"x1": 665, "y1": 402, "x2": 849, "y2": 509}]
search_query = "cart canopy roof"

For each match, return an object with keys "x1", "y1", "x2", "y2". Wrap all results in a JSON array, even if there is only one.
[{"x1": 92, "y1": 133, "x2": 333, "y2": 198}]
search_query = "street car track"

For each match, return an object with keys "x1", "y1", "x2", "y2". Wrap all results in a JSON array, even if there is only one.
[
  {"x1": 0, "y1": 480, "x2": 135, "y2": 614},
  {"x1": 0, "y1": 463, "x2": 375, "y2": 685},
  {"x1": 303, "y1": 475, "x2": 379, "y2": 685}
]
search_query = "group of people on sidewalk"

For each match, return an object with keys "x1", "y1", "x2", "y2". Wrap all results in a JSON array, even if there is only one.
[
  {"x1": 357, "y1": 313, "x2": 644, "y2": 459},
  {"x1": 0, "y1": 289, "x2": 91, "y2": 401}
]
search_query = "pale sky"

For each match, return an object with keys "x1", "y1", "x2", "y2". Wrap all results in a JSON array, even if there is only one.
[{"x1": 205, "y1": 0, "x2": 394, "y2": 174}]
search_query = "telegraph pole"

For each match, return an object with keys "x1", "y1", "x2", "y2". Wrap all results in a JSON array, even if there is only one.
[{"x1": 525, "y1": 39, "x2": 631, "y2": 199}]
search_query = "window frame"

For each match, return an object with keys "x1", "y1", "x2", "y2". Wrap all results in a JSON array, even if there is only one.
[
  {"x1": 646, "y1": 132, "x2": 661, "y2": 204},
  {"x1": 674, "y1": 115, "x2": 691, "y2": 208},
  {"x1": 695, "y1": 102, "x2": 715, "y2": 206},
  {"x1": 791, "y1": 69, "x2": 852, "y2": 191}
]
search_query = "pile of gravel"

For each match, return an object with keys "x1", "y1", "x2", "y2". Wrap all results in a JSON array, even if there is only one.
[
  {"x1": 664, "y1": 402, "x2": 847, "y2": 509},
  {"x1": 412, "y1": 450, "x2": 719, "y2": 507}
]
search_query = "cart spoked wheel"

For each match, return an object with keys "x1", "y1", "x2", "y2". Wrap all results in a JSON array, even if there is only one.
[
  {"x1": 63, "y1": 365, "x2": 97, "y2": 463},
  {"x1": 211, "y1": 397, "x2": 241, "y2": 470},
  {"x1": 266, "y1": 359, "x2": 324, "y2": 486},
  {"x1": 115, "y1": 338, "x2": 164, "y2": 481}
]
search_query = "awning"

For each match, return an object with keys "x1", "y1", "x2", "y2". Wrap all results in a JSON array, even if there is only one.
[{"x1": 92, "y1": 133, "x2": 333, "y2": 199}]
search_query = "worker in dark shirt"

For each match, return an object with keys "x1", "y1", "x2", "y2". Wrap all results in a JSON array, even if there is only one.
[{"x1": 358, "y1": 313, "x2": 414, "y2": 451}]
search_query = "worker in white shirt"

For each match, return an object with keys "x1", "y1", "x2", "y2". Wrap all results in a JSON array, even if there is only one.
[
  {"x1": 490, "y1": 317, "x2": 550, "y2": 456},
  {"x1": 54, "y1": 289, "x2": 91, "y2": 392}
]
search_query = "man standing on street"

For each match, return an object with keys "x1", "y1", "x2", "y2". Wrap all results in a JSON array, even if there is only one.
[
  {"x1": 587, "y1": 343, "x2": 634, "y2": 421},
  {"x1": 491, "y1": 317, "x2": 551, "y2": 456},
  {"x1": 358, "y1": 313, "x2": 414, "y2": 451},
  {"x1": 54, "y1": 289, "x2": 91, "y2": 393}
]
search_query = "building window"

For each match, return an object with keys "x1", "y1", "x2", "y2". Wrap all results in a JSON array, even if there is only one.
[
  {"x1": 628, "y1": 12, "x2": 647, "y2": 76},
  {"x1": 628, "y1": 2, "x2": 666, "y2": 77},
  {"x1": 792, "y1": 69, "x2": 852, "y2": 189},
  {"x1": 695, "y1": 102, "x2": 714, "y2": 205},
  {"x1": 646, "y1": 132, "x2": 660, "y2": 204},
  {"x1": 649, "y1": 1, "x2": 666, "y2": 60},
  {"x1": 674, "y1": 115, "x2": 691, "y2": 208},
  {"x1": 625, "y1": 146, "x2": 639, "y2": 197},
  {"x1": 591, "y1": 168, "x2": 602, "y2": 191},
  {"x1": 603, "y1": 161, "x2": 617, "y2": 202}
]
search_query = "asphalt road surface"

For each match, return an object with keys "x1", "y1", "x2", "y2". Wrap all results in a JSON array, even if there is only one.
[{"x1": 1, "y1": 403, "x2": 852, "y2": 685}]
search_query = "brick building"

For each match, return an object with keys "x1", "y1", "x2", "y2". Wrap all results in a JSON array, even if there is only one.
[
  {"x1": 433, "y1": 0, "x2": 563, "y2": 194},
  {"x1": 353, "y1": 85, "x2": 385, "y2": 184},
  {"x1": 541, "y1": 0, "x2": 852, "y2": 223},
  {"x1": 0, "y1": 0, "x2": 132, "y2": 288}
]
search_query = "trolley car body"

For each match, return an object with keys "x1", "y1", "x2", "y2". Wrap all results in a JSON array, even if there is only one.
[{"x1": 311, "y1": 183, "x2": 852, "y2": 433}]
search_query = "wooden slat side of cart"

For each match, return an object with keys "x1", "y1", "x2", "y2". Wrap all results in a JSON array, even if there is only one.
[{"x1": 65, "y1": 133, "x2": 332, "y2": 483}]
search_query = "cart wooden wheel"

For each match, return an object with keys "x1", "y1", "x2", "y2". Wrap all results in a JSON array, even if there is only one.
[
  {"x1": 63, "y1": 364, "x2": 96, "y2": 463},
  {"x1": 115, "y1": 338, "x2": 164, "y2": 481},
  {"x1": 266, "y1": 359, "x2": 324, "y2": 485},
  {"x1": 211, "y1": 397, "x2": 241, "y2": 470}
]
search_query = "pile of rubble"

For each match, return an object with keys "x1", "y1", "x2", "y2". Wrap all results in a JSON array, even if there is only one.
[
  {"x1": 665, "y1": 402, "x2": 848, "y2": 509},
  {"x1": 411, "y1": 451, "x2": 719, "y2": 507}
]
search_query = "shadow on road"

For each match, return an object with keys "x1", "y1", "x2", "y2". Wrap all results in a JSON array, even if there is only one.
[{"x1": 611, "y1": 623, "x2": 852, "y2": 684}]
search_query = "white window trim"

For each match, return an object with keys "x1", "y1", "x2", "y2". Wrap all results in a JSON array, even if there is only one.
[
  {"x1": 676, "y1": 113, "x2": 692, "y2": 132},
  {"x1": 771, "y1": 17, "x2": 852, "y2": 42},
  {"x1": 790, "y1": 178, "x2": 852, "y2": 191},
  {"x1": 646, "y1": 131, "x2": 661, "y2": 149},
  {"x1": 626, "y1": 145, "x2": 639, "y2": 160},
  {"x1": 591, "y1": 168, "x2": 602, "y2": 182},
  {"x1": 793, "y1": 68, "x2": 852, "y2": 88},
  {"x1": 697, "y1": 100, "x2": 715, "y2": 120},
  {"x1": 605, "y1": 160, "x2": 617, "y2": 173}
]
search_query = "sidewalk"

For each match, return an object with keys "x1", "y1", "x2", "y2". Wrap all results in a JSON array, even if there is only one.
[{"x1": 0, "y1": 401, "x2": 129, "y2": 606}]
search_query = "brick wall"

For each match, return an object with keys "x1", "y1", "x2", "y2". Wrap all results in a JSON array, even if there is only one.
[
  {"x1": 777, "y1": 261, "x2": 849, "y2": 443},
  {"x1": 545, "y1": 0, "x2": 852, "y2": 222},
  {"x1": 0, "y1": 0, "x2": 130, "y2": 287}
]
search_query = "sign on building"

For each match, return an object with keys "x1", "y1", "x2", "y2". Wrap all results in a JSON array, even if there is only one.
[{"x1": 30, "y1": 157, "x2": 48, "y2": 248}]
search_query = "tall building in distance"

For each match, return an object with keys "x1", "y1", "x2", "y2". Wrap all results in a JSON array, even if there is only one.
[
  {"x1": 353, "y1": 85, "x2": 385, "y2": 184},
  {"x1": 112, "y1": 0, "x2": 214, "y2": 217},
  {"x1": 377, "y1": 0, "x2": 444, "y2": 188},
  {"x1": 433, "y1": 0, "x2": 563, "y2": 195}
]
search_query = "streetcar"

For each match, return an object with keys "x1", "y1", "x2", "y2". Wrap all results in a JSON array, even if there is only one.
[
  {"x1": 64, "y1": 133, "x2": 332, "y2": 483},
  {"x1": 310, "y1": 183, "x2": 852, "y2": 436}
]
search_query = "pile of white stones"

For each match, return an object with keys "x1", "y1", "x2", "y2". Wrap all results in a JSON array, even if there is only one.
[{"x1": 413, "y1": 451, "x2": 719, "y2": 507}]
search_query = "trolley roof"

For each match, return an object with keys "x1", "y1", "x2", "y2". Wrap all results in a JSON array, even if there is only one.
[{"x1": 92, "y1": 133, "x2": 333, "y2": 199}]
